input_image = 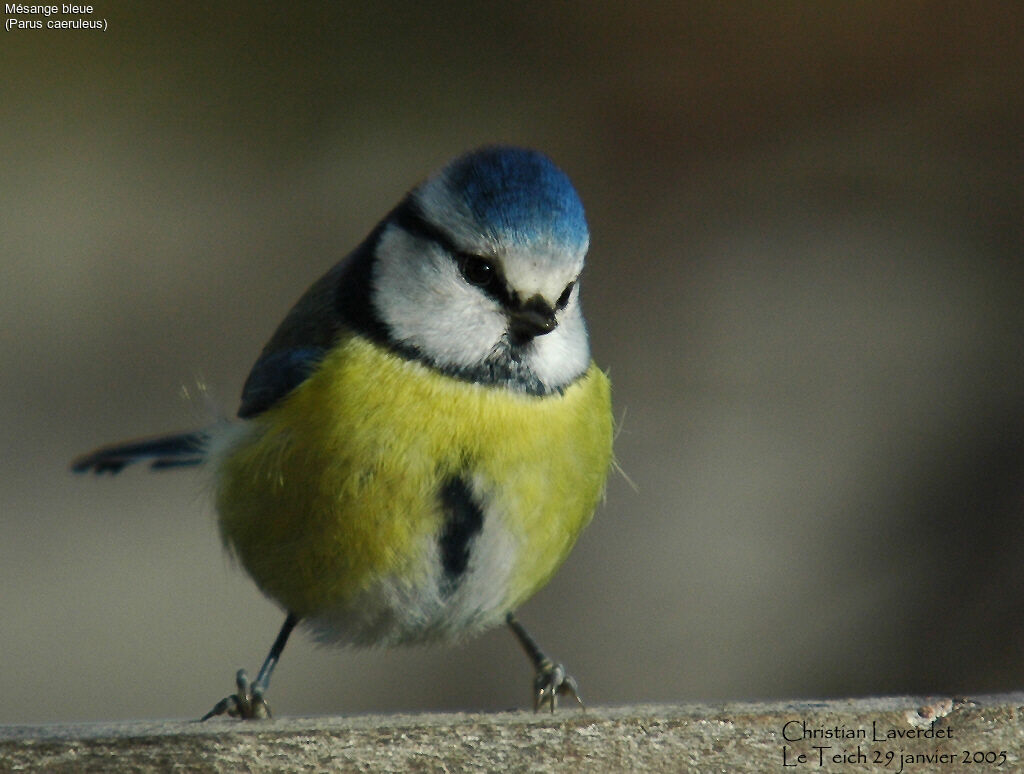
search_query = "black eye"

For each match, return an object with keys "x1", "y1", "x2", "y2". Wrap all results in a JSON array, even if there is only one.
[
  {"x1": 556, "y1": 281, "x2": 575, "y2": 310},
  {"x1": 460, "y1": 255, "x2": 495, "y2": 287}
]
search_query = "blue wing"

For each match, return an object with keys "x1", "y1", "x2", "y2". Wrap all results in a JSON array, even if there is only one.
[
  {"x1": 235, "y1": 227, "x2": 385, "y2": 419},
  {"x1": 238, "y1": 346, "x2": 327, "y2": 418}
]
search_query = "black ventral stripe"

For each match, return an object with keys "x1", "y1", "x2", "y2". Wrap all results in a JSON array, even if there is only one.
[{"x1": 438, "y1": 475, "x2": 484, "y2": 590}]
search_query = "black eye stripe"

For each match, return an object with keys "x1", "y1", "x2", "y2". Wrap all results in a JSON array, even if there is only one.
[
  {"x1": 389, "y1": 199, "x2": 579, "y2": 318},
  {"x1": 464, "y1": 257, "x2": 514, "y2": 308},
  {"x1": 390, "y1": 200, "x2": 520, "y2": 309},
  {"x1": 391, "y1": 199, "x2": 462, "y2": 257}
]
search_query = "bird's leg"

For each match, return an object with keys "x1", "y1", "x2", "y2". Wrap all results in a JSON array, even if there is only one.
[
  {"x1": 506, "y1": 612, "x2": 584, "y2": 713},
  {"x1": 201, "y1": 612, "x2": 299, "y2": 720}
]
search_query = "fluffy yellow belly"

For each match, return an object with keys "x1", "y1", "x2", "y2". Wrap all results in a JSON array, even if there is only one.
[{"x1": 214, "y1": 333, "x2": 612, "y2": 644}]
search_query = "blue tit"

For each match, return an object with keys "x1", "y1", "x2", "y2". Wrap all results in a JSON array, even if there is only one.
[{"x1": 73, "y1": 146, "x2": 613, "y2": 718}]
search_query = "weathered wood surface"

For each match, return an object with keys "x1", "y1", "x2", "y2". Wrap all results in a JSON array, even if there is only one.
[{"x1": 2, "y1": 694, "x2": 1022, "y2": 772}]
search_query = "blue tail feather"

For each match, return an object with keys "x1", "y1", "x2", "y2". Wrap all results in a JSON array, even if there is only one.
[{"x1": 71, "y1": 431, "x2": 208, "y2": 474}]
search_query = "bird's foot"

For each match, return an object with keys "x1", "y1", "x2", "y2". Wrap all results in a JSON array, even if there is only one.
[
  {"x1": 200, "y1": 669, "x2": 272, "y2": 720},
  {"x1": 532, "y1": 657, "x2": 584, "y2": 713},
  {"x1": 506, "y1": 613, "x2": 584, "y2": 713}
]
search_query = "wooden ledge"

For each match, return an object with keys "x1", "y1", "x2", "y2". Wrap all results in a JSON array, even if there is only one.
[{"x1": 2, "y1": 694, "x2": 1022, "y2": 772}]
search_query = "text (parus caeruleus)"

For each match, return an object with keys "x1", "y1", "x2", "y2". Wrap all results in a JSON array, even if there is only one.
[{"x1": 73, "y1": 146, "x2": 613, "y2": 719}]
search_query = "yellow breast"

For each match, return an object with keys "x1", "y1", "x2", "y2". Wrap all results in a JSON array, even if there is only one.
[{"x1": 215, "y1": 333, "x2": 612, "y2": 642}]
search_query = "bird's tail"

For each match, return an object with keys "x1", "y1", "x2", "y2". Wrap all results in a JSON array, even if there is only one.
[{"x1": 71, "y1": 431, "x2": 209, "y2": 474}]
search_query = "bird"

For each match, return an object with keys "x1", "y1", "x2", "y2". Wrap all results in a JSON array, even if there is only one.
[{"x1": 72, "y1": 145, "x2": 614, "y2": 719}]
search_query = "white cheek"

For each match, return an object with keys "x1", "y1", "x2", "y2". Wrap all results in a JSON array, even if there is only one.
[{"x1": 372, "y1": 227, "x2": 506, "y2": 369}]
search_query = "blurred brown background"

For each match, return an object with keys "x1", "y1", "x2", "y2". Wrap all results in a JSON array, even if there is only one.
[{"x1": 3, "y1": 2, "x2": 1023, "y2": 723}]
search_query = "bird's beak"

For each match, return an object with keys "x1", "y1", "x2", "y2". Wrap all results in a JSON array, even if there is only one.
[{"x1": 508, "y1": 295, "x2": 557, "y2": 345}]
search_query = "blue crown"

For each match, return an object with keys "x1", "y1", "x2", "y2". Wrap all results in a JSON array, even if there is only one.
[{"x1": 445, "y1": 147, "x2": 589, "y2": 250}]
